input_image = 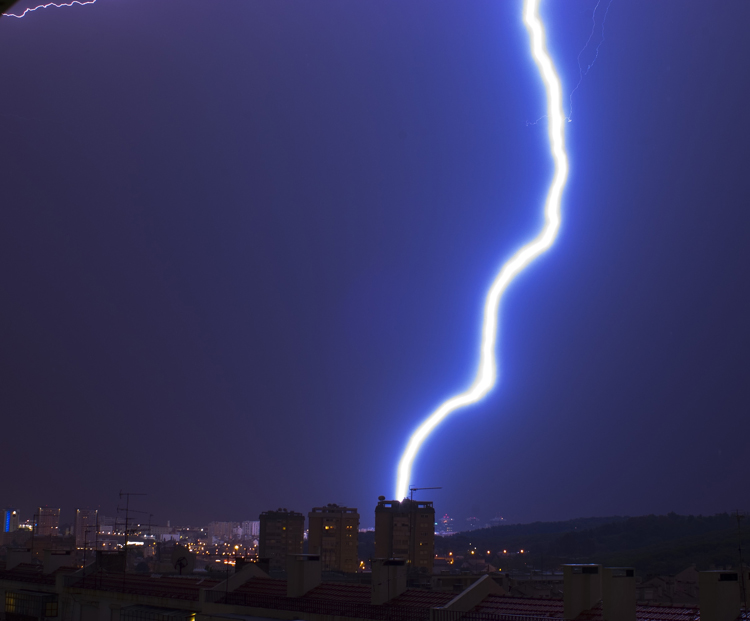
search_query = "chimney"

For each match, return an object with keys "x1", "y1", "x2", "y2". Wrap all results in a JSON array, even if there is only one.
[
  {"x1": 699, "y1": 571, "x2": 740, "y2": 621},
  {"x1": 5, "y1": 548, "x2": 32, "y2": 570},
  {"x1": 286, "y1": 554, "x2": 321, "y2": 598},
  {"x1": 43, "y1": 549, "x2": 73, "y2": 574},
  {"x1": 602, "y1": 567, "x2": 635, "y2": 621},
  {"x1": 563, "y1": 564, "x2": 601, "y2": 620},
  {"x1": 254, "y1": 557, "x2": 271, "y2": 575},
  {"x1": 371, "y1": 558, "x2": 407, "y2": 605}
]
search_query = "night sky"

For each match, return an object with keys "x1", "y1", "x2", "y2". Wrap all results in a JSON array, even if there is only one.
[{"x1": 1, "y1": 0, "x2": 748, "y2": 528}]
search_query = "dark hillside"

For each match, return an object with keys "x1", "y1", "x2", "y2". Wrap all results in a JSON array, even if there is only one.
[{"x1": 433, "y1": 513, "x2": 746, "y2": 577}]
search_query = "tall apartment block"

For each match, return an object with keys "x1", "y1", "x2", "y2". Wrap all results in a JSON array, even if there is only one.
[
  {"x1": 37, "y1": 507, "x2": 61, "y2": 537},
  {"x1": 374, "y1": 497, "x2": 434, "y2": 572},
  {"x1": 3, "y1": 508, "x2": 19, "y2": 533},
  {"x1": 258, "y1": 509, "x2": 305, "y2": 570},
  {"x1": 207, "y1": 521, "x2": 236, "y2": 543},
  {"x1": 241, "y1": 520, "x2": 260, "y2": 538},
  {"x1": 74, "y1": 509, "x2": 98, "y2": 548},
  {"x1": 308, "y1": 504, "x2": 360, "y2": 573}
]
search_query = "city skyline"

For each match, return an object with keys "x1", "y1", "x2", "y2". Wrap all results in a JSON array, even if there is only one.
[{"x1": 0, "y1": 496, "x2": 499, "y2": 533}]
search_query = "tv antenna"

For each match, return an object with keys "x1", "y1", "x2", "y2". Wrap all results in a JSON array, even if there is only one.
[
  {"x1": 736, "y1": 510, "x2": 748, "y2": 610},
  {"x1": 117, "y1": 491, "x2": 147, "y2": 547}
]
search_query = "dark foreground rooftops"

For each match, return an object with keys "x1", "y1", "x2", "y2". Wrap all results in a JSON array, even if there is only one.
[
  {"x1": 0, "y1": 562, "x2": 77, "y2": 586},
  {"x1": 1, "y1": 559, "x2": 747, "y2": 621},
  {"x1": 69, "y1": 572, "x2": 220, "y2": 601}
]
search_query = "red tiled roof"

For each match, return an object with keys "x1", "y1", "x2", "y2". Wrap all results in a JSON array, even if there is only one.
[
  {"x1": 575, "y1": 602, "x2": 701, "y2": 621},
  {"x1": 477, "y1": 594, "x2": 706, "y2": 621},
  {"x1": 0, "y1": 563, "x2": 76, "y2": 587},
  {"x1": 231, "y1": 578, "x2": 453, "y2": 609},
  {"x1": 476, "y1": 594, "x2": 564, "y2": 618},
  {"x1": 391, "y1": 590, "x2": 456, "y2": 608},
  {"x1": 305, "y1": 581, "x2": 371, "y2": 604},
  {"x1": 69, "y1": 573, "x2": 220, "y2": 600},
  {"x1": 233, "y1": 576, "x2": 286, "y2": 596},
  {"x1": 213, "y1": 577, "x2": 432, "y2": 621},
  {"x1": 634, "y1": 605, "x2": 700, "y2": 621}
]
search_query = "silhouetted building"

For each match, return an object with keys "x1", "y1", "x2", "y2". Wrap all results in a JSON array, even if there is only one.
[
  {"x1": 308, "y1": 504, "x2": 359, "y2": 573},
  {"x1": 4, "y1": 508, "x2": 19, "y2": 533},
  {"x1": 37, "y1": 507, "x2": 60, "y2": 537},
  {"x1": 259, "y1": 508, "x2": 304, "y2": 570},
  {"x1": 74, "y1": 509, "x2": 98, "y2": 549},
  {"x1": 208, "y1": 521, "x2": 236, "y2": 543},
  {"x1": 98, "y1": 515, "x2": 115, "y2": 535},
  {"x1": 374, "y1": 497, "x2": 434, "y2": 572}
]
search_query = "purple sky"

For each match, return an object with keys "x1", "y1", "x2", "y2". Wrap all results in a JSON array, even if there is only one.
[{"x1": 1, "y1": 0, "x2": 748, "y2": 528}]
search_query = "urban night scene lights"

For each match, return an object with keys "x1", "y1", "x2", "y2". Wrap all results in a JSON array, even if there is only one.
[
  {"x1": 1, "y1": 0, "x2": 749, "y2": 529},
  {"x1": 395, "y1": 0, "x2": 569, "y2": 501}
]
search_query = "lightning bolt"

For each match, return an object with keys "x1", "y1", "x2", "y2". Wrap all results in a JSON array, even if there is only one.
[
  {"x1": 568, "y1": 0, "x2": 614, "y2": 120},
  {"x1": 395, "y1": 0, "x2": 569, "y2": 500},
  {"x1": 2, "y1": 0, "x2": 98, "y2": 19}
]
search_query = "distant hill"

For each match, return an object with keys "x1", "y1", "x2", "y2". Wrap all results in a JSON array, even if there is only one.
[
  {"x1": 437, "y1": 515, "x2": 627, "y2": 549},
  {"x1": 434, "y1": 513, "x2": 746, "y2": 577}
]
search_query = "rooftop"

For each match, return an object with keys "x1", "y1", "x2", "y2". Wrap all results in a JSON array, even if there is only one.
[
  {"x1": 0, "y1": 562, "x2": 77, "y2": 586},
  {"x1": 69, "y1": 572, "x2": 220, "y2": 601}
]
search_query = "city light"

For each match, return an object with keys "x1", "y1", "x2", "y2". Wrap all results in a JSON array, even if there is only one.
[{"x1": 395, "y1": 0, "x2": 569, "y2": 500}]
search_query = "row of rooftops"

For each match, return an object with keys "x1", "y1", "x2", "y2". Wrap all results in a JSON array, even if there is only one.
[{"x1": 0, "y1": 558, "x2": 747, "y2": 621}]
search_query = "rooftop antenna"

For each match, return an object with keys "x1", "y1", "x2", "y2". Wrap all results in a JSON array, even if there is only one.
[
  {"x1": 117, "y1": 491, "x2": 146, "y2": 573},
  {"x1": 409, "y1": 486, "x2": 442, "y2": 502},
  {"x1": 736, "y1": 509, "x2": 748, "y2": 610}
]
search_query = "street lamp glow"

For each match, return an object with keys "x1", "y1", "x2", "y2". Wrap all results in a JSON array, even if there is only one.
[{"x1": 395, "y1": 0, "x2": 569, "y2": 500}]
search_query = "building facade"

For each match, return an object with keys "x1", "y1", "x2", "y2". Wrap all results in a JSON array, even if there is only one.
[
  {"x1": 207, "y1": 521, "x2": 236, "y2": 543},
  {"x1": 258, "y1": 509, "x2": 305, "y2": 570},
  {"x1": 37, "y1": 507, "x2": 60, "y2": 537},
  {"x1": 241, "y1": 520, "x2": 260, "y2": 538},
  {"x1": 374, "y1": 497, "x2": 434, "y2": 572},
  {"x1": 307, "y1": 504, "x2": 359, "y2": 573},
  {"x1": 74, "y1": 509, "x2": 98, "y2": 549},
  {"x1": 3, "y1": 508, "x2": 19, "y2": 533}
]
